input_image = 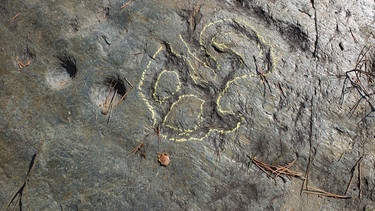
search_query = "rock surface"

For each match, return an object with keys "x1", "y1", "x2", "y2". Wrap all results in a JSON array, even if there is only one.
[{"x1": 0, "y1": 0, "x2": 374, "y2": 210}]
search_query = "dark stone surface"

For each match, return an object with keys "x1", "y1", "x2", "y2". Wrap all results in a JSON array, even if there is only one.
[{"x1": 1, "y1": 0, "x2": 374, "y2": 210}]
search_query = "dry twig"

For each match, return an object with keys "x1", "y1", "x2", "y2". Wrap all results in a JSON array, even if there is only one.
[
  {"x1": 120, "y1": 0, "x2": 135, "y2": 10},
  {"x1": 340, "y1": 46, "x2": 375, "y2": 121},
  {"x1": 253, "y1": 56, "x2": 272, "y2": 98},
  {"x1": 275, "y1": 82, "x2": 287, "y2": 98},
  {"x1": 303, "y1": 186, "x2": 351, "y2": 199},
  {"x1": 11, "y1": 12, "x2": 21, "y2": 21},
  {"x1": 129, "y1": 142, "x2": 145, "y2": 156},
  {"x1": 345, "y1": 156, "x2": 363, "y2": 196},
  {"x1": 101, "y1": 76, "x2": 134, "y2": 123},
  {"x1": 144, "y1": 124, "x2": 162, "y2": 143},
  {"x1": 154, "y1": 124, "x2": 161, "y2": 143},
  {"x1": 301, "y1": 97, "x2": 315, "y2": 193},
  {"x1": 7, "y1": 140, "x2": 45, "y2": 210},
  {"x1": 247, "y1": 156, "x2": 305, "y2": 181}
]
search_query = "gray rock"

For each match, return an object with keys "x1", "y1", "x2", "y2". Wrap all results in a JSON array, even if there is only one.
[{"x1": 1, "y1": 0, "x2": 374, "y2": 210}]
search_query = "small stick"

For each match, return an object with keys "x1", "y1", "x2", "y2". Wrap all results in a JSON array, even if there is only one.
[
  {"x1": 345, "y1": 156, "x2": 363, "y2": 195},
  {"x1": 101, "y1": 79, "x2": 117, "y2": 115},
  {"x1": 154, "y1": 124, "x2": 161, "y2": 143},
  {"x1": 303, "y1": 186, "x2": 351, "y2": 199},
  {"x1": 248, "y1": 156, "x2": 304, "y2": 180},
  {"x1": 249, "y1": 156, "x2": 276, "y2": 181},
  {"x1": 216, "y1": 148, "x2": 221, "y2": 164},
  {"x1": 302, "y1": 97, "x2": 314, "y2": 194},
  {"x1": 16, "y1": 59, "x2": 31, "y2": 69},
  {"x1": 345, "y1": 164, "x2": 356, "y2": 195},
  {"x1": 106, "y1": 89, "x2": 118, "y2": 124},
  {"x1": 91, "y1": 109, "x2": 98, "y2": 121},
  {"x1": 129, "y1": 142, "x2": 144, "y2": 156},
  {"x1": 117, "y1": 77, "x2": 134, "y2": 106},
  {"x1": 145, "y1": 124, "x2": 162, "y2": 143},
  {"x1": 120, "y1": 0, "x2": 135, "y2": 10},
  {"x1": 275, "y1": 82, "x2": 286, "y2": 98},
  {"x1": 24, "y1": 60, "x2": 30, "y2": 67},
  {"x1": 17, "y1": 60, "x2": 24, "y2": 69},
  {"x1": 301, "y1": 139, "x2": 312, "y2": 193},
  {"x1": 11, "y1": 12, "x2": 21, "y2": 21},
  {"x1": 25, "y1": 182, "x2": 31, "y2": 210},
  {"x1": 349, "y1": 28, "x2": 358, "y2": 44},
  {"x1": 7, "y1": 140, "x2": 44, "y2": 209},
  {"x1": 271, "y1": 159, "x2": 295, "y2": 178},
  {"x1": 358, "y1": 157, "x2": 363, "y2": 199},
  {"x1": 253, "y1": 55, "x2": 272, "y2": 97}
]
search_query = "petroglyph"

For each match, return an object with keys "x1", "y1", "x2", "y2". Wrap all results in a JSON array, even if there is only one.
[
  {"x1": 153, "y1": 70, "x2": 181, "y2": 103},
  {"x1": 139, "y1": 17, "x2": 275, "y2": 141}
]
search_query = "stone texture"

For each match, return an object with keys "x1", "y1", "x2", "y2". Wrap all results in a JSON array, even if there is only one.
[{"x1": 0, "y1": 0, "x2": 374, "y2": 210}]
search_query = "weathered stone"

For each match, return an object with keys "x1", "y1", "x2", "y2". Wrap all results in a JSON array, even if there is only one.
[{"x1": 0, "y1": 0, "x2": 374, "y2": 210}]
